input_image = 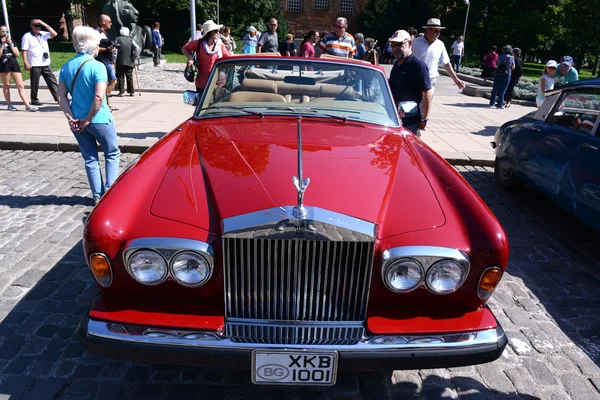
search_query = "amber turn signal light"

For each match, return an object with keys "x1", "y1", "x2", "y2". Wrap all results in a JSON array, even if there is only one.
[
  {"x1": 90, "y1": 253, "x2": 112, "y2": 287},
  {"x1": 477, "y1": 267, "x2": 501, "y2": 301}
]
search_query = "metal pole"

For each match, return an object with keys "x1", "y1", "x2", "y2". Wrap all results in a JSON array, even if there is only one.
[
  {"x1": 1, "y1": 0, "x2": 11, "y2": 35},
  {"x1": 217, "y1": 0, "x2": 219, "y2": 24},
  {"x1": 463, "y1": 0, "x2": 471, "y2": 39},
  {"x1": 190, "y1": 0, "x2": 196, "y2": 41}
]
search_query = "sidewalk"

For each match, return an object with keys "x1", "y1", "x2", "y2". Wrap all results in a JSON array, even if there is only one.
[{"x1": 0, "y1": 63, "x2": 535, "y2": 165}]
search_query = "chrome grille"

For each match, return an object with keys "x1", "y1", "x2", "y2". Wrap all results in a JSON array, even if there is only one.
[
  {"x1": 223, "y1": 221, "x2": 375, "y2": 344},
  {"x1": 227, "y1": 320, "x2": 364, "y2": 345}
]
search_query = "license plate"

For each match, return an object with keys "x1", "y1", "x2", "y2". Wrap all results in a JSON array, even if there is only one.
[{"x1": 252, "y1": 350, "x2": 338, "y2": 386}]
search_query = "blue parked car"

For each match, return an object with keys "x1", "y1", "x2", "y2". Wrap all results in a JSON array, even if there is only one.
[{"x1": 492, "y1": 79, "x2": 600, "y2": 232}]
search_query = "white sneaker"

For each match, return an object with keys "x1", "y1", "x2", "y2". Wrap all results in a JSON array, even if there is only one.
[{"x1": 26, "y1": 106, "x2": 39, "y2": 112}]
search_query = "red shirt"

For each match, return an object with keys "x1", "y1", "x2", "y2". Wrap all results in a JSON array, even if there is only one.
[
  {"x1": 483, "y1": 51, "x2": 498, "y2": 68},
  {"x1": 183, "y1": 39, "x2": 231, "y2": 89},
  {"x1": 301, "y1": 42, "x2": 315, "y2": 58}
]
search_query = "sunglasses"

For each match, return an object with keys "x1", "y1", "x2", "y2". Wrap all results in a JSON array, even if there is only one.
[
  {"x1": 391, "y1": 42, "x2": 405, "y2": 47},
  {"x1": 335, "y1": 25, "x2": 346, "y2": 29},
  {"x1": 430, "y1": 29, "x2": 441, "y2": 34},
  {"x1": 32, "y1": 24, "x2": 43, "y2": 28},
  {"x1": 0, "y1": 30, "x2": 9, "y2": 33},
  {"x1": 548, "y1": 66, "x2": 557, "y2": 70}
]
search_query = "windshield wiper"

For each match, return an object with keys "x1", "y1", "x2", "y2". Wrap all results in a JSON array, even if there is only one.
[
  {"x1": 262, "y1": 106, "x2": 351, "y2": 123},
  {"x1": 197, "y1": 106, "x2": 264, "y2": 117}
]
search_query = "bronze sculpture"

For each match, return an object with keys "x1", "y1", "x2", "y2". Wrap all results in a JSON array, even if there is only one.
[{"x1": 102, "y1": 0, "x2": 154, "y2": 58}]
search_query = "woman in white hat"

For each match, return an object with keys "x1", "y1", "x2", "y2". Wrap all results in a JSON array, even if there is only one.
[
  {"x1": 242, "y1": 26, "x2": 258, "y2": 54},
  {"x1": 182, "y1": 20, "x2": 230, "y2": 95},
  {"x1": 536, "y1": 60, "x2": 557, "y2": 107}
]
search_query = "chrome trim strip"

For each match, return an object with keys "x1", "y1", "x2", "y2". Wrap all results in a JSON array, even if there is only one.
[
  {"x1": 226, "y1": 318, "x2": 364, "y2": 327},
  {"x1": 86, "y1": 319, "x2": 502, "y2": 351},
  {"x1": 382, "y1": 246, "x2": 471, "y2": 295},
  {"x1": 222, "y1": 206, "x2": 376, "y2": 238},
  {"x1": 122, "y1": 238, "x2": 214, "y2": 287}
]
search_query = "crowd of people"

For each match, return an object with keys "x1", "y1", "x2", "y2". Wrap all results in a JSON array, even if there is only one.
[
  {"x1": 481, "y1": 44, "x2": 579, "y2": 108},
  {"x1": 0, "y1": 14, "x2": 587, "y2": 204}
]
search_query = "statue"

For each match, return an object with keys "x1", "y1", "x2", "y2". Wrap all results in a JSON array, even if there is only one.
[{"x1": 102, "y1": 0, "x2": 154, "y2": 58}]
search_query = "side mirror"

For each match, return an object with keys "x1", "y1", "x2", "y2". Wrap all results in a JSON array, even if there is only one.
[
  {"x1": 183, "y1": 90, "x2": 199, "y2": 106},
  {"x1": 398, "y1": 101, "x2": 418, "y2": 117}
]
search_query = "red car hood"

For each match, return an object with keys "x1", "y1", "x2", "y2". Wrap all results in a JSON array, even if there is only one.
[{"x1": 151, "y1": 117, "x2": 445, "y2": 238}]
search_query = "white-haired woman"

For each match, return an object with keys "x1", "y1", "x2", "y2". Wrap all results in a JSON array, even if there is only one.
[
  {"x1": 115, "y1": 26, "x2": 137, "y2": 96},
  {"x1": 58, "y1": 26, "x2": 120, "y2": 205}
]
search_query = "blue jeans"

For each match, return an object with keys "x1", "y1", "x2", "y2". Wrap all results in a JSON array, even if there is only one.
[
  {"x1": 490, "y1": 74, "x2": 511, "y2": 108},
  {"x1": 451, "y1": 55, "x2": 462, "y2": 72},
  {"x1": 72, "y1": 122, "x2": 121, "y2": 199}
]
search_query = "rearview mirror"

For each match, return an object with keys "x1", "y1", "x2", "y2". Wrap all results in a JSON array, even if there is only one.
[
  {"x1": 183, "y1": 90, "x2": 199, "y2": 106},
  {"x1": 398, "y1": 101, "x2": 418, "y2": 117}
]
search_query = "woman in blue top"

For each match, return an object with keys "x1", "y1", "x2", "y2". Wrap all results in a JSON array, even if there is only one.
[
  {"x1": 242, "y1": 26, "x2": 258, "y2": 54},
  {"x1": 58, "y1": 26, "x2": 121, "y2": 205}
]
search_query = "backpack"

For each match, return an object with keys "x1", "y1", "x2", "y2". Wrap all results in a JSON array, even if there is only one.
[{"x1": 496, "y1": 56, "x2": 510, "y2": 76}]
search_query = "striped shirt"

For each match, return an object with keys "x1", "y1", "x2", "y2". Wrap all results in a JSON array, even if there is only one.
[{"x1": 318, "y1": 32, "x2": 356, "y2": 58}]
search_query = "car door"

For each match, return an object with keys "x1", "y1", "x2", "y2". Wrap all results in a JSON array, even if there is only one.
[
  {"x1": 561, "y1": 118, "x2": 600, "y2": 232},
  {"x1": 517, "y1": 89, "x2": 597, "y2": 199}
]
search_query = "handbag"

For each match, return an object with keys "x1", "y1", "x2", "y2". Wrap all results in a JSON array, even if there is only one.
[{"x1": 184, "y1": 39, "x2": 201, "y2": 83}]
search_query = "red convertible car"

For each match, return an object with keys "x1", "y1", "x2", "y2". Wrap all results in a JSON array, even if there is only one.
[{"x1": 77, "y1": 55, "x2": 509, "y2": 386}]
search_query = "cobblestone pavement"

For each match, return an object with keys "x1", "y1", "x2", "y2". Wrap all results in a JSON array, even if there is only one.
[{"x1": 1, "y1": 150, "x2": 600, "y2": 400}]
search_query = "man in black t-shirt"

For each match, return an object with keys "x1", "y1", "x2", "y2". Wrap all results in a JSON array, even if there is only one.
[{"x1": 387, "y1": 30, "x2": 432, "y2": 135}]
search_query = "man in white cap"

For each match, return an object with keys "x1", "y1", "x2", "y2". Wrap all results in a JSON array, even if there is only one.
[
  {"x1": 412, "y1": 18, "x2": 465, "y2": 93},
  {"x1": 387, "y1": 30, "x2": 432, "y2": 136}
]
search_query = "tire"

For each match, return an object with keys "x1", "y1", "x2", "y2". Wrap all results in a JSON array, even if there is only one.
[{"x1": 494, "y1": 157, "x2": 525, "y2": 191}]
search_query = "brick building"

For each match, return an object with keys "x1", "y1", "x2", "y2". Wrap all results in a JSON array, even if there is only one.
[{"x1": 282, "y1": 0, "x2": 368, "y2": 37}]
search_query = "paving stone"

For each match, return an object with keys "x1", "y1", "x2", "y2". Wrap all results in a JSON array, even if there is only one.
[
  {"x1": 559, "y1": 374, "x2": 599, "y2": 400},
  {"x1": 22, "y1": 378, "x2": 67, "y2": 400},
  {"x1": 0, "y1": 375, "x2": 36, "y2": 400}
]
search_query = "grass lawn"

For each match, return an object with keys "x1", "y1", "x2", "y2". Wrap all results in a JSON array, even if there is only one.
[
  {"x1": 13, "y1": 42, "x2": 187, "y2": 81},
  {"x1": 13, "y1": 41, "x2": 76, "y2": 82},
  {"x1": 521, "y1": 62, "x2": 595, "y2": 80}
]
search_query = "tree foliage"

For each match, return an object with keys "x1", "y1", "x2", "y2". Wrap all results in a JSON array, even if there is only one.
[{"x1": 360, "y1": 0, "x2": 600, "y2": 70}]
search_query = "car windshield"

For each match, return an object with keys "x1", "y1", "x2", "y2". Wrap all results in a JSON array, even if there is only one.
[{"x1": 195, "y1": 57, "x2": 400, "y2": 127}]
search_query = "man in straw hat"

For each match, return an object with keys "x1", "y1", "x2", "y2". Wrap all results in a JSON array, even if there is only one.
[
  {"x1": 387, "y1": 29, "x2": 432, "y2": 136},
  {"x1": 412, "y1": 18, "x2": 465, "y2": 93}
]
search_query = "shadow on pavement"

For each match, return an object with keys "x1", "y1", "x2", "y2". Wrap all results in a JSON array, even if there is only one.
[
  {"x1": 443, "y1": 103, "x2": 498, "y2": 108},
  {"x1": 461, "y1": 167, "x2": 600, "y2": 370},
  {"x1": 118, "y1": 132, "x2": 166, "y2": 139},
  {"x1": 471, "y1": 126, "x2": 499, "y2": 137},
  {"x1": 0, "y1": 245, "x2": 545, "y2": 398},
  {"x1": 38, "y1": 106, "x2": 62, "y2": 113},
  {"x1": 0, "y1": 195, "x2": 93, "y2": 208}
]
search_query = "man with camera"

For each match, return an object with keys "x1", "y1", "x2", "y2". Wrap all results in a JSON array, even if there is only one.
[
  {"x1": 21, "y1": 18, "x2": 58, "y2": 106},
  {"x1": 95, "y1": 14, "x2": 119, "y2": 111}
]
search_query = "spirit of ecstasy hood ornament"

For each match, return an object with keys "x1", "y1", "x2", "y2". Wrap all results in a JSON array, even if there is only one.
[{"x1": 292, "y1": 118, "x2": 310, "y2": 220}]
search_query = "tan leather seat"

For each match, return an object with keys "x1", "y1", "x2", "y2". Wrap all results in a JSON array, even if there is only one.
[
  {"x1": 319, "y1": 84, "x2": 355, "y2": 99},
  {"x1": 229, "y1": 91, "x2": 286, "y2": 102},
  {"x1": 241, "y1": 79, "x2": 278, "y2": 93}
]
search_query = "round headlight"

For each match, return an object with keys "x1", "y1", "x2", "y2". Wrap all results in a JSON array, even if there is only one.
[
  {"x1": 426, "y1": 259, "x2": 466, "y2": 294},
  {"x1": 170, "y1": 251, "x2": 211, "y2": 287},
  {"x1": 128, "y1": 250, "x2": 168, "y2": 285},
  {"x1": 384, "y1": 258, "x2": 423, "y2": 293}
]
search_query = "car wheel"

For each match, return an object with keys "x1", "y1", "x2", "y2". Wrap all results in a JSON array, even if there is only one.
[{"x1": 494, "y1": 157, "x2": 525, "y2": 191}]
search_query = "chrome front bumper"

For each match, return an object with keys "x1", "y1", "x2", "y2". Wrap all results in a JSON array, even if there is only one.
[{"x1": 77, "y1": 317, "x2": 508, "y2": 371}]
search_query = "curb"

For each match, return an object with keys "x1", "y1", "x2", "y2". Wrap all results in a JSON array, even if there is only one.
[{"x1": 0, "y1": 139, "x2": 494, "y2": 167}]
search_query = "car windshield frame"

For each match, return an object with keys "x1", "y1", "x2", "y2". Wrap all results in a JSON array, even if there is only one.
[{"x1": 193, "y1": 56, "x2": 401, "y2": 128}]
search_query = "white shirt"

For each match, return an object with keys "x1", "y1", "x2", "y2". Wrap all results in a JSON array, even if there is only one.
[
  {"x1": 21, "y1": 31, "x2": 51, "y2": 67},
  {"x1": 412, "y1": 36, "x2": 450, "y2": 80},
  {"x1": 451, "y1": 40, "x2": 464, "y2": 56}
]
